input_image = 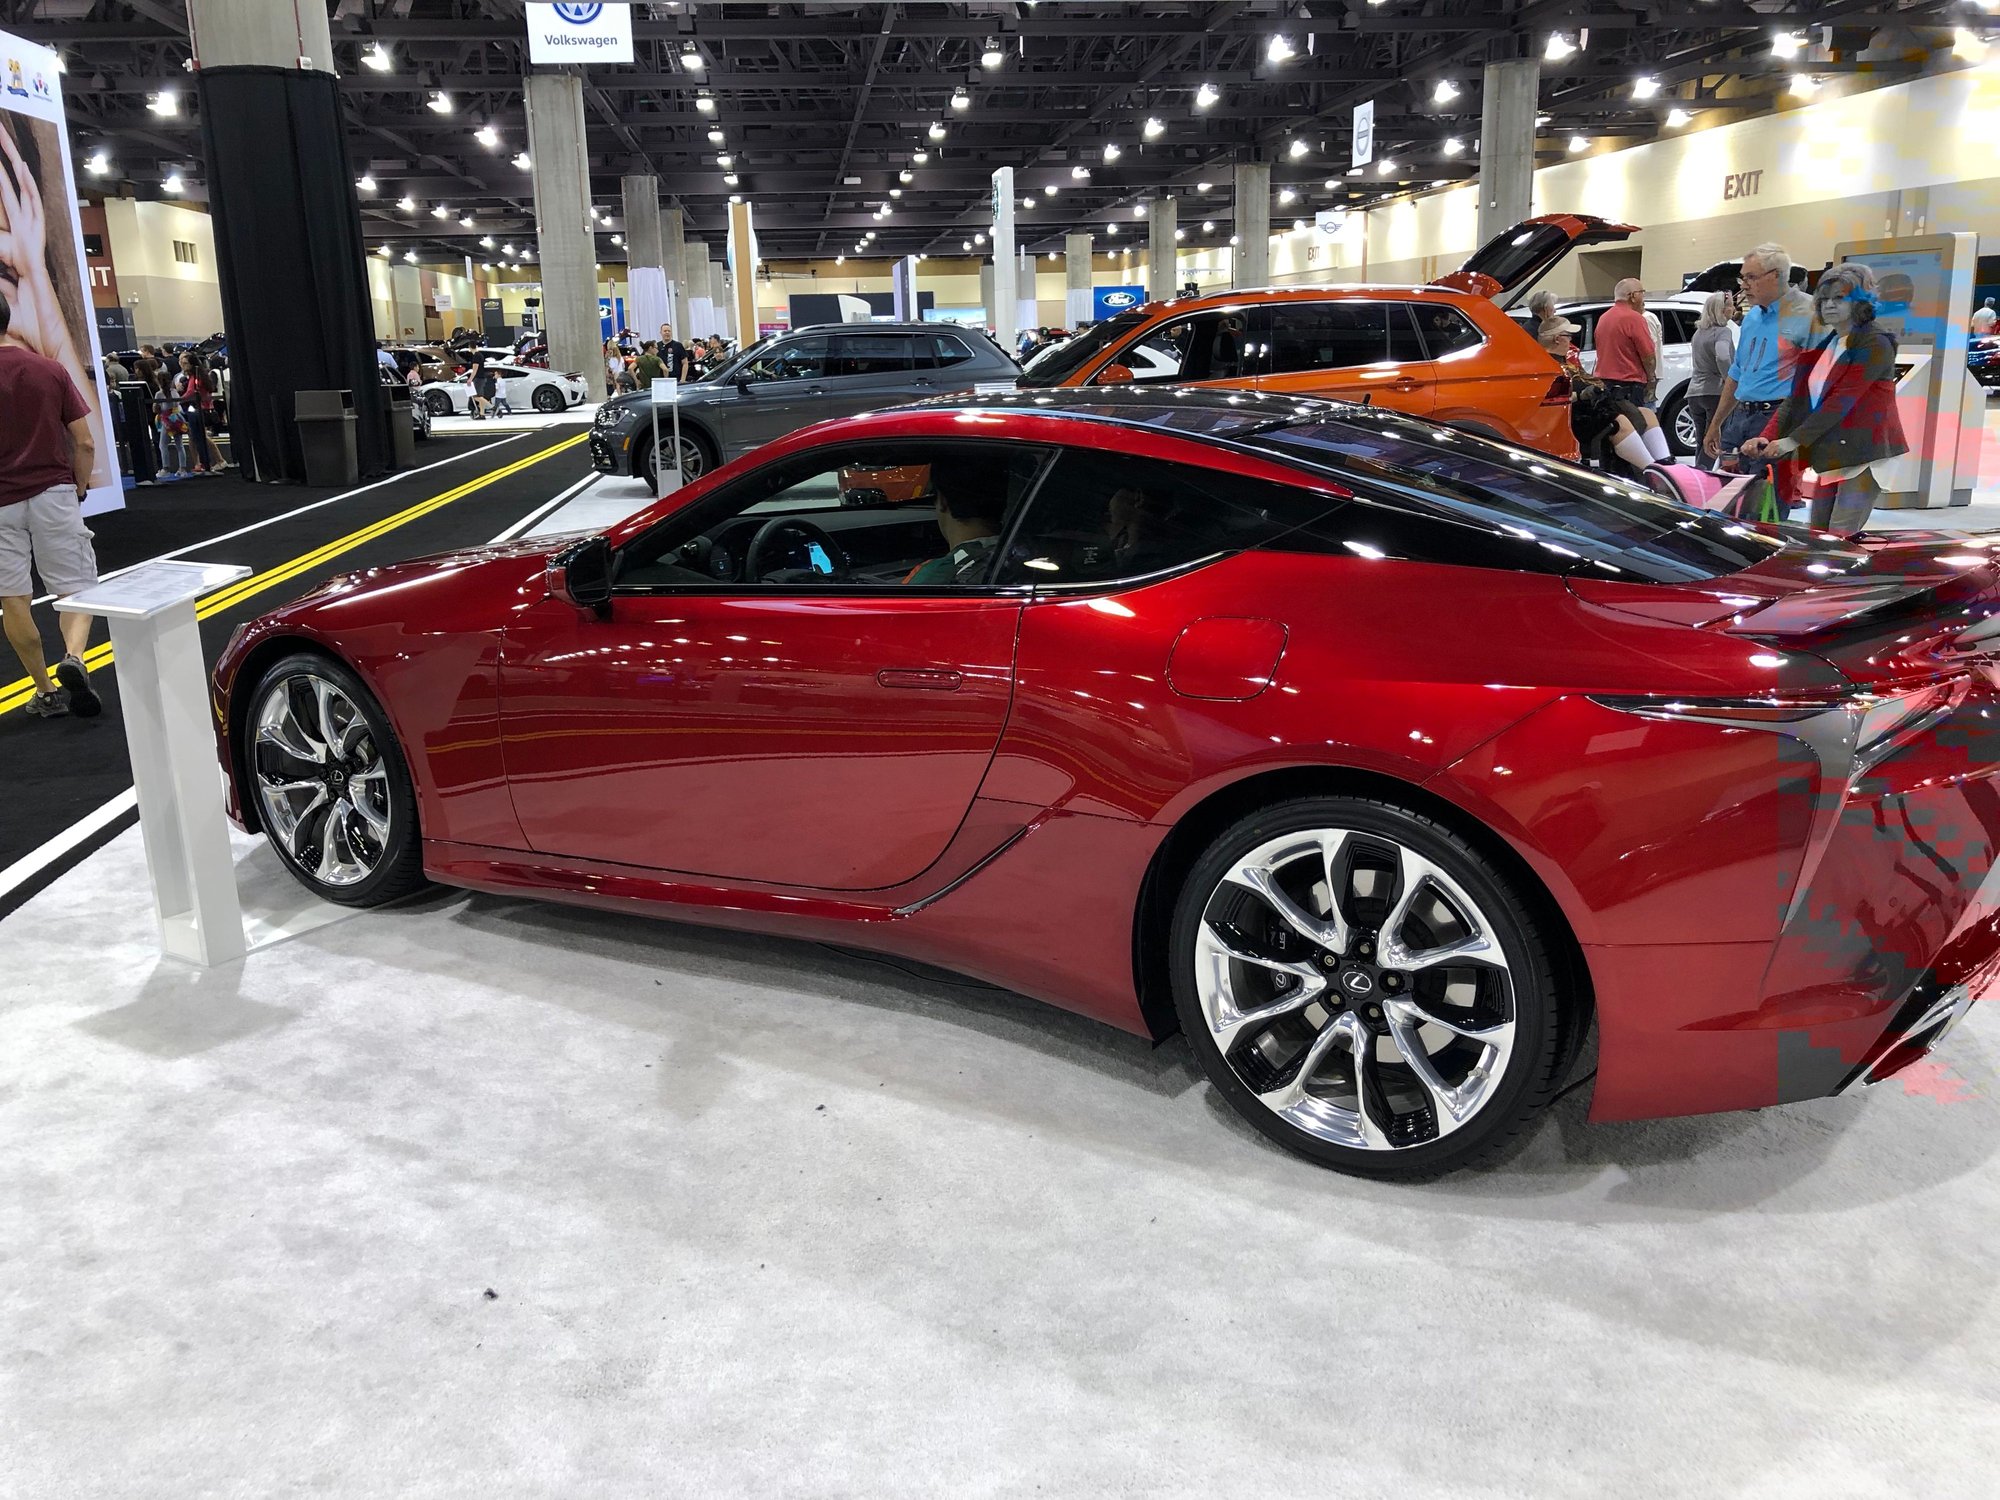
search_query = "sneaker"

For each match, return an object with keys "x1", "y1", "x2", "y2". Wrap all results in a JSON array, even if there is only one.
[
  {"x1": 55, "y1": 655, "x2": 101, "y2": 718},
  {"x1": 23, "y1": 687, "x2": 68, "y2": 718}
]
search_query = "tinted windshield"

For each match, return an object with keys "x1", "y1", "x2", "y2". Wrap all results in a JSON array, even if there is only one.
[
  {"x1": 1015, "y1": 312, "x2": 1147, "y2": 388},
  {"x1": 1246, "y1": 413, "x2": 1830, "y2": 584}
]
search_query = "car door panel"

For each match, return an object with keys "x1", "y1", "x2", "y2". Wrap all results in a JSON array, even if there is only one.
[
  {"x1": 1253, "y1": 300, "x2": 1435, "y2": 417},
  {"x1": 497, "y1": 593, "x2": 1023, "y2": 891}
]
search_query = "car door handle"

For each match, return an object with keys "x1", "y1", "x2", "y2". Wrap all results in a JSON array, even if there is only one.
[
  {"x1": 877, "y1": 668, "x2": 962, "y2": 692},
  {"x1": 805, "y1": 385, "x2": 826, "y2": 396},
  {"x1": 911, "y1": 377, "x2": 935, "y2": 387},
  {"x1": 1392, "y1": 377, "x2": 1422, "y2": 392}
]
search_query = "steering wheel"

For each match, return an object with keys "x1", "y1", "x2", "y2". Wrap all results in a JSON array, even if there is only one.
[{"x1": 743, "y1": 516, "x2": 848, "y2": 582}]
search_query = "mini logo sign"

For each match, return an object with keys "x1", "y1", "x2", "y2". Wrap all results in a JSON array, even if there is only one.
[{"x1": 525, "y1": 1, "x2": 632, "y2": 63}]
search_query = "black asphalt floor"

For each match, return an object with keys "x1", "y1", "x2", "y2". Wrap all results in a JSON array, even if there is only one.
[{"x1": 0, "y1": 427, "x2": 598, "y2": 916}]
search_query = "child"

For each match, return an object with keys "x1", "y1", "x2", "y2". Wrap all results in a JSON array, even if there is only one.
[{"x1": 154, "y1": 376, "x2": 191, "y2": 477}]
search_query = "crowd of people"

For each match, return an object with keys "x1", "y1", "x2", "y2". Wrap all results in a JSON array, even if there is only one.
[
  {"x1": 102, "y1": 345, "x2": 229, "y2": 481},
  {"x1": 603, "y1": 324, "x2": 733, "y2": 395},
  {"x1": 1532, "y1": 239, "x2": 1912, "y2": 531}
]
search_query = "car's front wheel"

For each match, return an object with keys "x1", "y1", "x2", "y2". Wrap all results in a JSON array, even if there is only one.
[
  {"x1": 1661, "y1": 385, "x2": 1698, "y2": 456},
  {"x1": 424, "y1": 390, "x2": 454, "y2": 416},
  {"x1": 645, "y1": 429, "x2": 714, "y2": 486},
  {"x1": 245, "y1": 653, "x2": 427, "y2": 907},
  {"x1": 532, "y1": 384, "x2": 565, "y2": 413},
  {"x1": 1169, "y1": 796, "x2": 1567, "y2": 1178}
]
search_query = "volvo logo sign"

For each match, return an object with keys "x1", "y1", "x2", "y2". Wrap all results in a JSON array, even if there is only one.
[
  {"x1": 552, "y1": 3, "x2": 603, "y2": 21},
  {"x1": 1340, "y1": 969, "x2": 1376, "y2": 997}
]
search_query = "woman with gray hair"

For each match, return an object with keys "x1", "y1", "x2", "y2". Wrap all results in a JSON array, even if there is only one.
[
  {"x1": 1526, "y1": 290, "x2": 1559, "y2": 327},
  {"x1": 1685, "y1": 291, "x2": 1737, "y2": 471},
  {"x1": 1740, "y1": 261, "x2": 1907, "y2": 531}
]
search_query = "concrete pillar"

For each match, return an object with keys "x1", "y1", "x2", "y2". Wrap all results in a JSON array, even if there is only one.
[
  {"x1": 189, "y1": 0, "x2": 332, "y2": 71},
  {"x1": 1233, "y1": 162, "x2": 1271, "y2": 288},
  {"x1": 524, "y1": 73, "x2": 601, "y2": 387},
  {"x1": 1146, "y1": 197, "x2": 1177, "y2": 303},
  {"x1": 980, "y1": 264, "x2": 996, "y2": 332},
  {"x1": 1477, "y1": 58, "x2": 1540, "y2": 245},
  {"x1": 990, "y1": 166, "x2": 1018, "y2": 354},
  {"x1": 1064, "y1": 233, "x2": 1094, "y2": 325},
  {"x1": 726, "y1": 200, "x2": 758, "y2": 344},
  {"x1": 621, "y1": 174, "x2": 669, "y2": 340},
  {"x1": 662, "y1": 207, "x2": 690, "y2": 337}
]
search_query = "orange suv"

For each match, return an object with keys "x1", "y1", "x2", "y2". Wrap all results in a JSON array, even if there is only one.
[{"x1": 1016, "y1": 214, "x2": 1637, "y2": 461}]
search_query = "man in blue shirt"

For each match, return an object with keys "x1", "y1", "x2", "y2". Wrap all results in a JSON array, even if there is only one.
[{"x1": 1703, "y1": 242, "x2": 1814, "y2": 471}]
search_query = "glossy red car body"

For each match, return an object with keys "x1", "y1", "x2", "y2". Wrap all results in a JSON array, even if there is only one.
[{"x1": 213, "y1": 391, "x2": 2000, "y2": 1129}]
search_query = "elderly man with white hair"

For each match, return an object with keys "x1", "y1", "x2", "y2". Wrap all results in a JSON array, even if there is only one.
[
  {"x1": 1593, "y1": 278, "x2": 1658, "y2": 426},
  {"x1": 1703, "y1": 241, "x2": 1814, "y2": 469}
]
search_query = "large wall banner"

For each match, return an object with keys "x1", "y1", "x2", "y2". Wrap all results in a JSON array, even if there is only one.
[{"x1": 1, "y1": 29, "x2": 120, "y2": 515}]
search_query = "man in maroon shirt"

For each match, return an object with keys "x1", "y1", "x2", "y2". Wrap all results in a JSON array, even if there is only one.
[
  {"x1": 1593, "y1": 278, "x2": 1658, "y2": 412},
  {"x1": 0, "y1": 293, "x2": 103, "y2": 719}
]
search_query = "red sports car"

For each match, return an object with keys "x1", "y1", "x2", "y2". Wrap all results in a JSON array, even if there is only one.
[{"x1": 213, "y1": 388, "x2": 2000, "y2": 1178}]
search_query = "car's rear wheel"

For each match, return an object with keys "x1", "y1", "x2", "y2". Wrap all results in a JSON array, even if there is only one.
[
  {"x1": 645, "y1": 428, "x2": 715, "y2": 487},
  {"x1": 1662, "y1": 385, "x2": 1698, "y2": 456},
  {"x1": 424, "y1": 390, "x2": 453, "y2": 416},
  {"x1": 245, "y1": 653, "x2": 426, "y2": 908},
  {"x1": 1169, "y1": 796, "x2": 1566, "y2": 1179},
  {"x1": 532, "y1": 384, "x2": 565, "y2": 413}
]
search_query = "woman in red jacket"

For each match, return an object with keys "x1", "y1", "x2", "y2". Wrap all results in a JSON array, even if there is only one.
[{"x1": 1741, "y1": 262, "x2": 1906, "y2": 532}]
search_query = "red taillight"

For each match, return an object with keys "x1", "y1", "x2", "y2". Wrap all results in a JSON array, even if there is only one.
[{"x1": 1541, "y1": 373, "x2": 1572, "y2": 405}]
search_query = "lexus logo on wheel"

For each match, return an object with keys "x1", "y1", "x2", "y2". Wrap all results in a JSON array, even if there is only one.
[
  {"x1": 1340, "y1": 969, "x2": 1375, "y2": 997},
  {"x1": 553, "y1": 2, "x2": 604, "y2": 22}
]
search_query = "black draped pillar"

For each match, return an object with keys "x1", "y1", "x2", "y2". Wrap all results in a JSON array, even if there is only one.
[{"x1": 196, "y1": 65, "x2": 387, "y2": 483}]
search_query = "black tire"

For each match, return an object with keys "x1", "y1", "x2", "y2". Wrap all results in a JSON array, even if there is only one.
[
  {"x1": 242, "y1": 652, "x2": 427, "y2": 908},
  {"x1": 412, "y1": 402, "x2": 432, "y2": 441},
  {"x1": 644, "y1": 426, "x2": 716, "y2": 487},
  {"x1": 532, "y1": 384, "x2": 565, "y2": 413},
  {"x1": 1660, "y1": 384, "x2": 1697, "y2": 457},
  {"x1": 424, "y1": 390, "x2": 453, "y2": 417},
  {"x1": 1167, "y1": 795, "x2": 1567, "y2": 1179}
]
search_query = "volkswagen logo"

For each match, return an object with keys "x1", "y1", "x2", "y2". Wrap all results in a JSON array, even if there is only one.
[
  {"x1": 1100, "y1": 290, "x2": 1139, "y2": 309},
  {"x1": 552, "y1": 3, "x2": 604, "y2": 22},
  {"x1": 1340, "y1": 969, "x2": 1376, "y2": 997}
]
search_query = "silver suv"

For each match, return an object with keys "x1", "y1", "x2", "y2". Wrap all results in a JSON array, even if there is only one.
[{"x1": 589, "y1": 322, "x2": 1019, "y2": 485}]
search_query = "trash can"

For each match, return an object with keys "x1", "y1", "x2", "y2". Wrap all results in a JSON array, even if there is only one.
[
  {"x1": 382, "y1": 383, "x2": 417, "y2": 469},
  {"x1": 295, "y1": 388, "x2": 358, "y2": 487}
]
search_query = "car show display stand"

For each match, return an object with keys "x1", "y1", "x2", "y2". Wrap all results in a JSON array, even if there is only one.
[
  {"x1": 651, "y1": 376, "x2": 685, "y2": 499},
  {"x1": 58, "y1": 562, "x2": 257, "y2": 967}
]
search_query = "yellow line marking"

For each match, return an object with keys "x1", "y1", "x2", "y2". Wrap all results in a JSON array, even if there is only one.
[{"x1": 0, "y1": 432, "x2": 589, "y2": 717}]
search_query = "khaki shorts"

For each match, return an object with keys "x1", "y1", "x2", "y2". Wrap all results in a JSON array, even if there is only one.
[{"x1": 0, "y1": 485, "x2": 101, "y2": 598}]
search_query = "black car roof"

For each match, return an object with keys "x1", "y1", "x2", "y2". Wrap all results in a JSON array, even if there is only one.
[{"x1": 913, "y1": 383, "x2": 1351, "y2": 439}]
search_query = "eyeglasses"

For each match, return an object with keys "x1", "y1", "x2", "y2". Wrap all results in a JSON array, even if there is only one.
[{"x1": 1739, "y1": 267, "x2": 1778, "y2": 287}]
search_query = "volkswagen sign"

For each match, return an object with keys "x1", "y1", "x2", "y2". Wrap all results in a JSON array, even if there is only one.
[{"x1": 526, "y1": 1, "x2": 632, "y2": 63}]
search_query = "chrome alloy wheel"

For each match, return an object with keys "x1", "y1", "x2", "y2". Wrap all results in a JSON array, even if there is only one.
[
  {"x1": 251, "y1": 672, "x2": 393, "y2": 888},
  {"x1": 650, "y1": 433, "x2": 707, "y2": 485},
  {"x1": 1192, "y1": 829, "x2": 1517, "y2": 1151},
  {"x1": 1672, "y1": 401, "x2": 1702, "y2": 454}
]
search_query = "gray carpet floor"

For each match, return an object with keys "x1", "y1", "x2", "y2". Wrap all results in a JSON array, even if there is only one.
[{"x1": 3, "y1": 825, "x2": 1996, "y2": 1497}]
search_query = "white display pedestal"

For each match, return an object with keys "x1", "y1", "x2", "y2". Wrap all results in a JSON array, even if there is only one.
[{"x1": 57, "y1": 561, "x2": 252, "y2": 966}]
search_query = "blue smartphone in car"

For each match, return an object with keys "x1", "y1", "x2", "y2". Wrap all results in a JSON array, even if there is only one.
[{"x1": 807, "y1": 543, "x2": 833, "y2": 574}]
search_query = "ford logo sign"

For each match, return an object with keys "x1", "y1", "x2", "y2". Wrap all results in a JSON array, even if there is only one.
[
  {"x1": 1100, "y1": 291, "x2": 1139, "y2": 308},
  {"x1": 553, "y1": 2, "x2": 604, "y2": 22}
]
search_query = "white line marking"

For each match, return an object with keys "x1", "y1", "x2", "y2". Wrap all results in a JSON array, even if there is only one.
[
  {"x1": 0, "y1": 788, "x2": 139, "y2": 904},
  {"x1": 32, "y1": 434, "x2": 532, "y2": 605},
  {"x1": 487, "y1": 472, "x2": 603, "y2": 543}
]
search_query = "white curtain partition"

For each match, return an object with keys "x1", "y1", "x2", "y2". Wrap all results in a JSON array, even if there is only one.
[
  {"x1": 687, "y1": 296, "x2": 718, "y2": 339},
  {"x1": 626, "y1": 266, "x2": 670, "y2": 340}
]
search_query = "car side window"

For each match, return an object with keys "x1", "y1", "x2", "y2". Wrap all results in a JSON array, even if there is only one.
[
  {"x1": 741, "y1": 336, "x2": 829, "y2": 382},
  {"x1": 1113, "y1": 309, "x2": 1258, "y2": 383},
  {"x1": 1654, "y1": 309, "x2": 1695, "y2": 345},
  {"x1": 994, "y1": 449, "x2": 1346, "y2": 588},
  {"x1": 828, "y1": 333, "x2": 917, "y2": 378},
  {"x1": 1265, "y1": 302, "x2": 1388, "y2": 375},
  {"x1": 613, "y1": 440, "x2": 1053, "y2": 592},
  {"x1": 930, "y1": 334, "x2": 977, "y2": 368},
  {"x1": 1407, "y1": 304, "x2": 1484, "y2": 358}
]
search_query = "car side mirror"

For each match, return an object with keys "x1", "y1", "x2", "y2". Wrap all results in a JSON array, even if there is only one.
[
  {"x1": 548, "y1": 535, "x2": 613, "y2": 616},
  {"x1": 735, "y1": 374, "x2": 754, "y2": 393},
  {"x1": 1096, "y1": 363, "x2": 1136, "y2": 386}
]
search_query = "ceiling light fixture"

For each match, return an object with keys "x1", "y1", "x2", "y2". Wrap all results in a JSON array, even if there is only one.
[
  {"x1": 1134, "y1": 202, "x2": 1147, "y2": 217},
  {"x1": 1545, "y1": 33, "x2": 1577, "y2": 62},
  {"x1": 962, "y1": 239, "x2": 972, "y2": 251},
  {"x1": 1196, "y1": 180, "x2": 1212, "y2": 192},
  {"x1": 680, "y1": 45, "x2": 704, "y2": 73},
  {"x1": 432, "y1": 203, "x2": 449, "y2": 218},
  {"x1": 836, "y1": 254, "x2": 845, "y2": 265},
  {"x1": 427, "y1": 90, "x2": 452, "y2": 114},
  {"x1": 480, "y1": 235, "x2": 495, "y2": 248},
  {"x1": 975, "y1": 231, "x2": 987, "y2": 244},
  {"x1": 1278, "y1": 187, "x2": 1297, "y2": 204},
  {"x1": 1568, "y1": 135, "x2": 1589, "y2": 153},
  {"x1": 1201, "y1": 219, "x2": 1214, "y2": 232},
  {"x1": 707, "y1": 128, "x2": 725, "y2": 144},
  {"x1": 356, "y1": 174, "x2": 376, "y2": 193},
  {"x1": 1433, "y1": 80, "x2": 1460, "y2": 104},
  {"x1": 723, "y1": 173, "x2": 738, "y2": 186},
  {"x1": 1377, "y1": 158, "x2": 1397, "y2": 174},
  {"x1": 1287, "y1": 137, "x2": 1308, "y2": 158},
  {"x1": 403, "y1": 250, "x2": 417, "y2": 263},
  {"x1": 1771, "y1": 31, "x2": 1805, "y2": 60},
  {"x1": 696, "y1": 93, "x2": 715, "y2": 113},
  {"x1": 1632, "y1": 76, "x2": 1662, "y2": 100},
  {"x1": 928, "y1": 121, "x2": 946, "y2": 141},
  {"x1": 952, "y1": 86, "x2": 971, "y2": 111},
  {"x1": 147, "y1": 89, "x2": 177, "y2": 116},
  {"x1": 913, "y1": 149, "x2": 929, "y2": 164},
  {"x1": 1045, "y1": 182, "x2": 1058, "y2": 195},
  {"x1": 1195, "y1": 81, "x2": 1220, "y2": 109},
  {"x1": 1104, "y1": 143, "x2": 1122, "y2": 162},
  {"x1": 890, "y1": 187, "x2": 902, "y2": 198},
  {"x1": 1174, "y1": 227, "x2": 1185, "y2": 239},
  {"x1": 459, "y1": 215, "x2": 474, "y2": 229},
  {"x1": 1267, "y1": 35, "x2": 1294, "y2": 64},
  {"x1": 475, "y1": 124, "x2": 498, "y2": 148},
  {"x1": 1789, "y1": 73, "x2": 1819, "y2": 97},
  {"x1": 1442, "y1": 136, "x2": 1464, "y2": 156},
  {"x1": 1143, "y1": 117, "x2": 1165, "y2": 139},
  {"x1": 162, "y1": 171, "x2": 183, "y2": 194},
  {"x1": 1071, "y1": 165, "x2": 1089, "y2": 179},
  {"x1": 981, "y1": 37, "x2": 1004, "y2": 70},
  {"x1": 362, "y1": 41, "x2": 392, "y2": 72},
  {"x1": 1292, "y1": 218, "x2": 1308, "y2": 233},
  {"x1": 1664, "y1": 108, "x2": 1693, "y2": 128},
  {"x1": 85, "y1": 150, "x2": 110, "y2": 176},
  {"x1": 716, "y1": 153, "x2": 732, "y2": 168},
  {"x1": 899, "y1": 168, "x2": 913, "y2": 183},
  {"x1": 512, "y1": 151, "x2": 531, "y2": 171},
  {"x1": 397, "y1": 195, "x2": 415, "y2": 212},
  {"x1": 1023, "y1": 196, "x2": 1035, "y2": 209}
]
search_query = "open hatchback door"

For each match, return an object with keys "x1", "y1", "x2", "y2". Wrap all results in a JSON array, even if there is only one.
[{"x1": 1432, "y1": 213, "x2": 1640, "y2": 307}]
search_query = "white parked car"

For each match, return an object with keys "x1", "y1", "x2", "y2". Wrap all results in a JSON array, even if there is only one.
[
  {"x1": 418, "y1": 364, "x2": 588, "y2": 416},
  {"x1": 1508, "y1": 294, "x2": 1706, "y2": 455}
]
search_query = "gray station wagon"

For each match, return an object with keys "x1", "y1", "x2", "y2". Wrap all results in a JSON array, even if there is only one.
[{"x1": 589, "y1": 322, "x2": 1020, "y2": 485}]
